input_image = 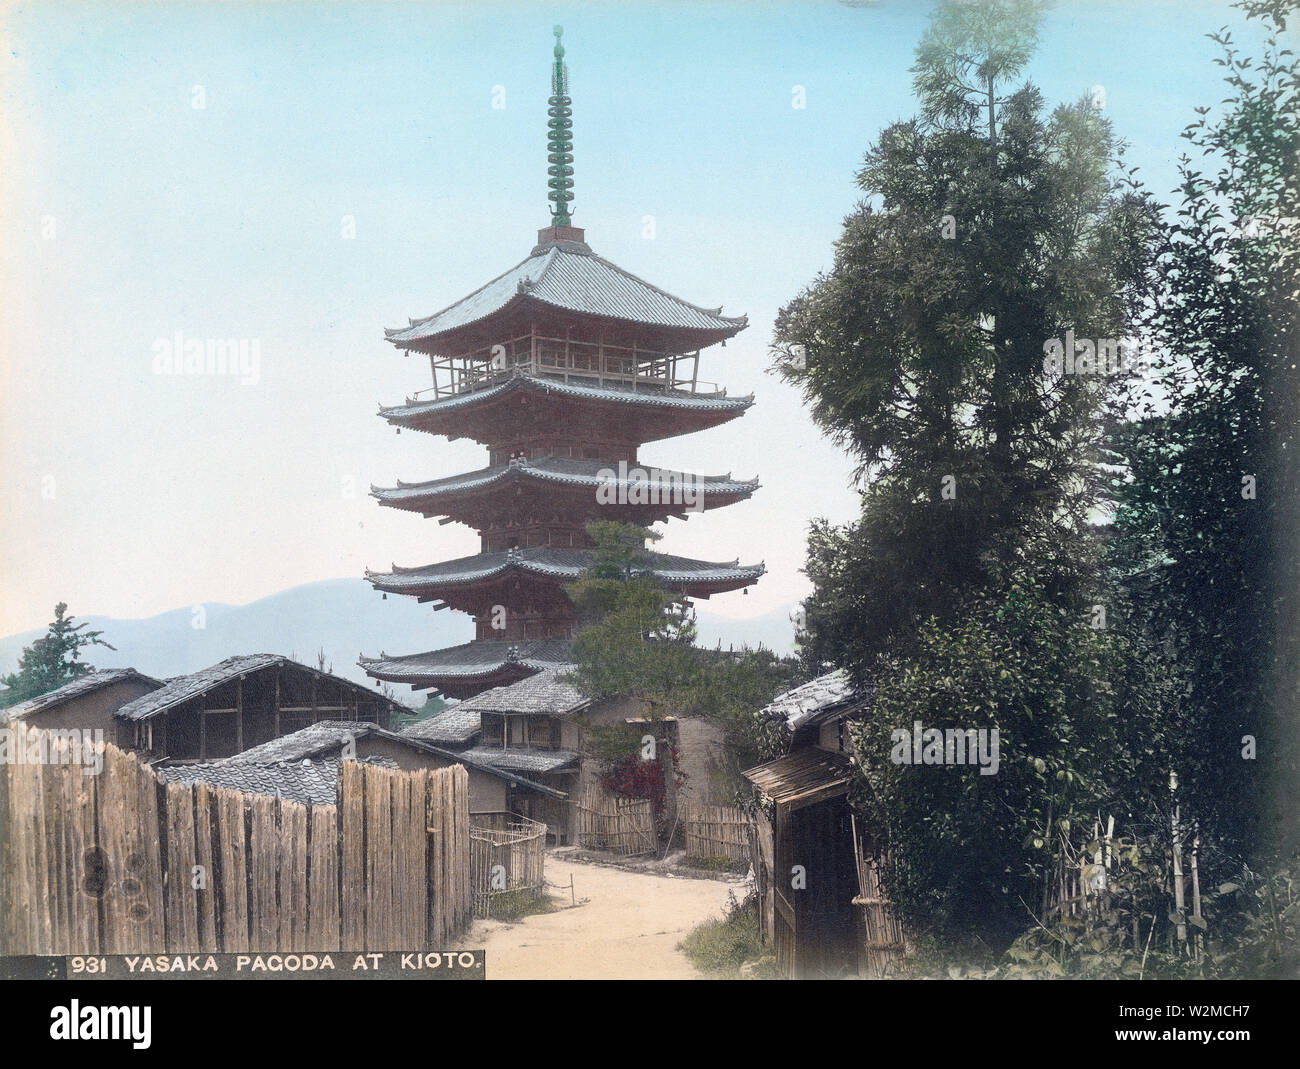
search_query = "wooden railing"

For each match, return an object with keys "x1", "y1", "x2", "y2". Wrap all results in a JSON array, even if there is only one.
[{"x1": 414, "y1": 333, "x2": 713, "y2": 400}]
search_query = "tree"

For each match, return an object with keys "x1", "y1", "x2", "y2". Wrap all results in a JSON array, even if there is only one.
[
  {"x1": 775, "y1": 0, "x2": 1152, "y2": 673},
  {"x1": 563, "y1": 522, "x2": 798, "y2": 802},
  {"x1": 772, "y1": 0, "x2": 1164, "y2": 946},
  {"x1": 0, "y1": 603, "x2": 115, "y2": 708},
  {"x1": 1107, "y1": 0, "x2": 1300, "y2": 865}
]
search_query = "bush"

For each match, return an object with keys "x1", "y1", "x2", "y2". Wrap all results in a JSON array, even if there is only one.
[{"x1": 677, "y1": 890, "x2": 773, "y2": 977}]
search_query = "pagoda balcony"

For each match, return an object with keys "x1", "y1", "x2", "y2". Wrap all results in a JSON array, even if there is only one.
[{"x1": 411, "y1": 332, "x2": 719, "y2": 402}]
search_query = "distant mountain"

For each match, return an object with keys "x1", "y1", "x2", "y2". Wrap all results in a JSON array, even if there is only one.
[
  {"x1": 0, "y1": 580, "x2": 798, "y2": 706},
  {"x1": 0, "y1": 579, "x2": 473, "y2": 705}
]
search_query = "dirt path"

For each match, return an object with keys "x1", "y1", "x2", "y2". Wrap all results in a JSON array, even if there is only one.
[{"x1": 475, "y1": 855, "x2": 743, "y2": 980}]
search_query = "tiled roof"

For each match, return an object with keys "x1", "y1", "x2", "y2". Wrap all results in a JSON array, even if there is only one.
[
  {"x1": 457, "y1": 668, "x2": 589, "y2": 716},
  {"x1": 367, "y1": 547, "x2": 765, "y2": 594},
  {"x1": 760, "y1": 669, "x2": 874, "y2": 733},
  {"x1": 380, "y1": 372, "x2": 754, "y2": 424},
  {"x1": 216, "y1": 719, "x2": 567, "y2": 798},
  {"x1": 158, "y1": 757, "x2": 376, "y2": 807},
  {"x1": 372, "y1": 455, "x2": 758, "y2": 509},
  {"x1": 2, "y1": 669, "x2": 163, "y2": 723},
  {"x1": 400, "y1": 707, "x2": 482, "y2": 745},
  {"x1": 222, "y1": 719, "x2": 385, "y2": 764},
  {"x1": 385, "y1": 243, "x2": 746, "y2": 346},
  {"x1": 459, "y1": 746, "x2": 580, "y2": 774},
  {"x1": 359, "y1": 639, "x2": 574, "y2": 682},
  {"x1": 114, "y1": 654, "x2": 406, "y2": 722}
]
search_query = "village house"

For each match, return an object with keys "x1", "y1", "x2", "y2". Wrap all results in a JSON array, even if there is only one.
[
  {"x1": 182, "y1": 717, "x2": 567, "y2": 816},
  {"x1": 403, "y1": 666, "x2": 729, "y2": 845},
  {"x1": 743, "y1": 669, "x2": 881, "y2": 979},
  {"x1": 113, "y1": 654, "x2": 403, "y2": 762},
  {"x1": 0, "y1": 668, "x2": 164, "y2": 744}
]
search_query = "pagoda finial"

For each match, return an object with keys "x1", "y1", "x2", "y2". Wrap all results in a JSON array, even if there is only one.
[{"x1": 547, "y1": 25, "x2": 574, "y2": 227}]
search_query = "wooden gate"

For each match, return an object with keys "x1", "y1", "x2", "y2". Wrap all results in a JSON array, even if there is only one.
[{"x1": 469, "y1": 813, "x2": 547, "y2": 917}]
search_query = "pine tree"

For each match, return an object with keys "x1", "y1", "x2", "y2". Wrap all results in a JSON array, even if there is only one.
[{"x1": 0, "y1": 603, "x2": 116, "y2": 707}]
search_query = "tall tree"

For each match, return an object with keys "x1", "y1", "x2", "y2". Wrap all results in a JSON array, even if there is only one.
[
  {"x1": 776, "y1": 0, "x2": 1151, "y2": 673},
  {"x1": 772, "y1": 0, "x2": 1162, "y2": 945},
  {"x1": 1108, "y1": 0, "x2": 1300, "y2": 864},
  {"x1": 0, "y1": 603, "x2": 115, "y2": 707}
]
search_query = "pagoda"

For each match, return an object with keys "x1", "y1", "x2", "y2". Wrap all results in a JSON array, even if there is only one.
[{"x1": 359, "y1": 26, "x2": 762, "y2": 699}]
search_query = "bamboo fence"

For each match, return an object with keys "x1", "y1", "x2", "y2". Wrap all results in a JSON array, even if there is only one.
[
  {"x1": 575, "y1": 784, "x2": 655, "y2": 856},
  {"x1": 469, "y1": 812, "x2": 547, "y2": 917},
  {"x1": 682, "y1": 801, "x2": 753, "y2": 864}
]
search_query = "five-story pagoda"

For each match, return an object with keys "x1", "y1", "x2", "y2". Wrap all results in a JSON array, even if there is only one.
[{"x1": 360, "y1": 26, "x2": 762, "y2": 699}]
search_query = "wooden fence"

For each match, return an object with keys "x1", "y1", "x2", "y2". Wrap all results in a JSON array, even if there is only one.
[
  {"x1": 682, "y1": 801, "x2": 753, "y2": 865},
  {"x1": 469, "y1": 812, "x2": 547, "y2": 918},
  {"x1": 575, "y1": 784, "x2": 655, "y2": 856},
  {"x1": 0, "y1": 729, "x2": 470, "y2": 955},
  {"x1": 850, "y1": 815, "x2": 909, "y2": 977}
]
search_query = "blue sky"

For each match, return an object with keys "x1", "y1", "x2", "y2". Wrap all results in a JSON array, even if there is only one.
[{"x1": 0, "y1": 0, "x2": 1272, "y2": 639}]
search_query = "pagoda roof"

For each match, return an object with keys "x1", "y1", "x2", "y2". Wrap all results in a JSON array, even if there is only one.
[
  {"x1": 386, "y1": 240, "x2": 746, "y2": 352},
  {"x1": 372, "y1": 456, "x2": 758, "y2": 516},
  {"x1": 379, "y1": 371, "x2": 753, "y2": 444},
  {"x1": 366, "y1": 547, "x2": 765, "y2": 598},
  {"x1": 359, "y1": 639, "x2": 574, "y2": 696},
  {"x1": 457, "y1": 667, "x2": 590, "y2": 716}
]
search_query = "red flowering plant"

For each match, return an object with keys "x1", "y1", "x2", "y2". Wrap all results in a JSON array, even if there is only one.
[{"x1": 601, "y1": 742, "x2": 686, "y2": 834}]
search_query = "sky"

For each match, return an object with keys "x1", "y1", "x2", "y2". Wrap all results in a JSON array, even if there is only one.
[{"x1": 0, "y1": 0, "x2": 1275, "y2": 641}]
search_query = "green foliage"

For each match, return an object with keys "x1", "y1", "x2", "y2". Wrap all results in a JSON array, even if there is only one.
[
  {"x1": 677, "y1": 890, "x2": 775, "y2": 978},
  {"x1": 388, "y1": 693, "x2": 447, "y2": 731},
  {"x1": 564, "y1": 522, "x2": 798, "y2": 795},
  {"x1": 0, "y1": 603, "x2": 115, "y2": 708},
  {"x1": 775, "y1": 0, "x2": 1152, "y2": 674},
  {"x1": 1106, "y1": 0, "x2": 1300, "y2": 864},
  {"x1": 481, "y1": 889, "x2": 559, "y2": 923},
  {"x1": 852, "y1": 578, "x2": 1172, "y2": 944}
]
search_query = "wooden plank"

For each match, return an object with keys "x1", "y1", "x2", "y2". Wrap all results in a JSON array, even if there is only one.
[
  {"x1": 367, "y1": 764, "x2": 392, "y2": 950},
  {"x1": 248, "y1": 794, "x2": 278, "y2": 951},
  {"x1": 340, "y1": 761, "x2": 365, "y2": 950},
  {"x1": 96, "y1": 746, "x2": 129, "y2": 954},
  {"x1": 30, "y1": 742, "x2": 54, "y2": 954},
  {"x1": 308, "y1": 805, "x2": 340, "y2": 952},
  {"x1": 193, "y1": 783, "x2": 217, "y2": 950},
  {"x1": 163, "y1": 782, "x2": 200, "y2": 952},
  {"x1": 216, "y1": 788, "x2": 250, "y2": 953},
  {"x1": 134, "y1": 749, "x2": 167, "y2": 952},
  {"x1": 285, "y1": 802, "x2": 309, "y2": 950},
  {"x1": 71, "y1": 755, "x2": 100, "y2": 954}
]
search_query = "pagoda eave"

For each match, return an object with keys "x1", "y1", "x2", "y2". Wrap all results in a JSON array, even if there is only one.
[
  {"x1": 359, "y1": 639, "x2": 574, "y2": 698},
  {"x1": 378, "y1": 374, "x2": 753, "y2": 445},
  {"x1": 366, "y1": 549, "x2": 766, "y2": 603}
]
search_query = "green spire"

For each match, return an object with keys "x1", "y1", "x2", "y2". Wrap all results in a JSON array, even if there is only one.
[{"x1": 546, "y1": 25, "x2": 574, "y2": 227}]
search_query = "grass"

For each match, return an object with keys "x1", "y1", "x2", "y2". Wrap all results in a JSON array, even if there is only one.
[
  {"x1": 681, "y1": 855, "x2": 751, "y2": 875},
  {"x1": 482, "y1": 889, "x2": 561, "y2": 923},
  {"x1": 677, "y1": 890, "x2": 778, "y2": 978}
]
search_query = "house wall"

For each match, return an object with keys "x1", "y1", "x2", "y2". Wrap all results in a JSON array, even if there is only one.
[
  {"x1": 137, "y1": 666, "x2": 398, "y2": 761},
  {"x1": 354, "y1": 736, "x2": 507, "y2": 814},
  {"x1": 817, "y1": 716, "x2": 848, "y2": 754},
  {"x1": 674, "y1": 717, "x2": 727, "y2": 802},
  {"x1": 20, "y1": 681, "x2": 157, "y2": 745}
]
